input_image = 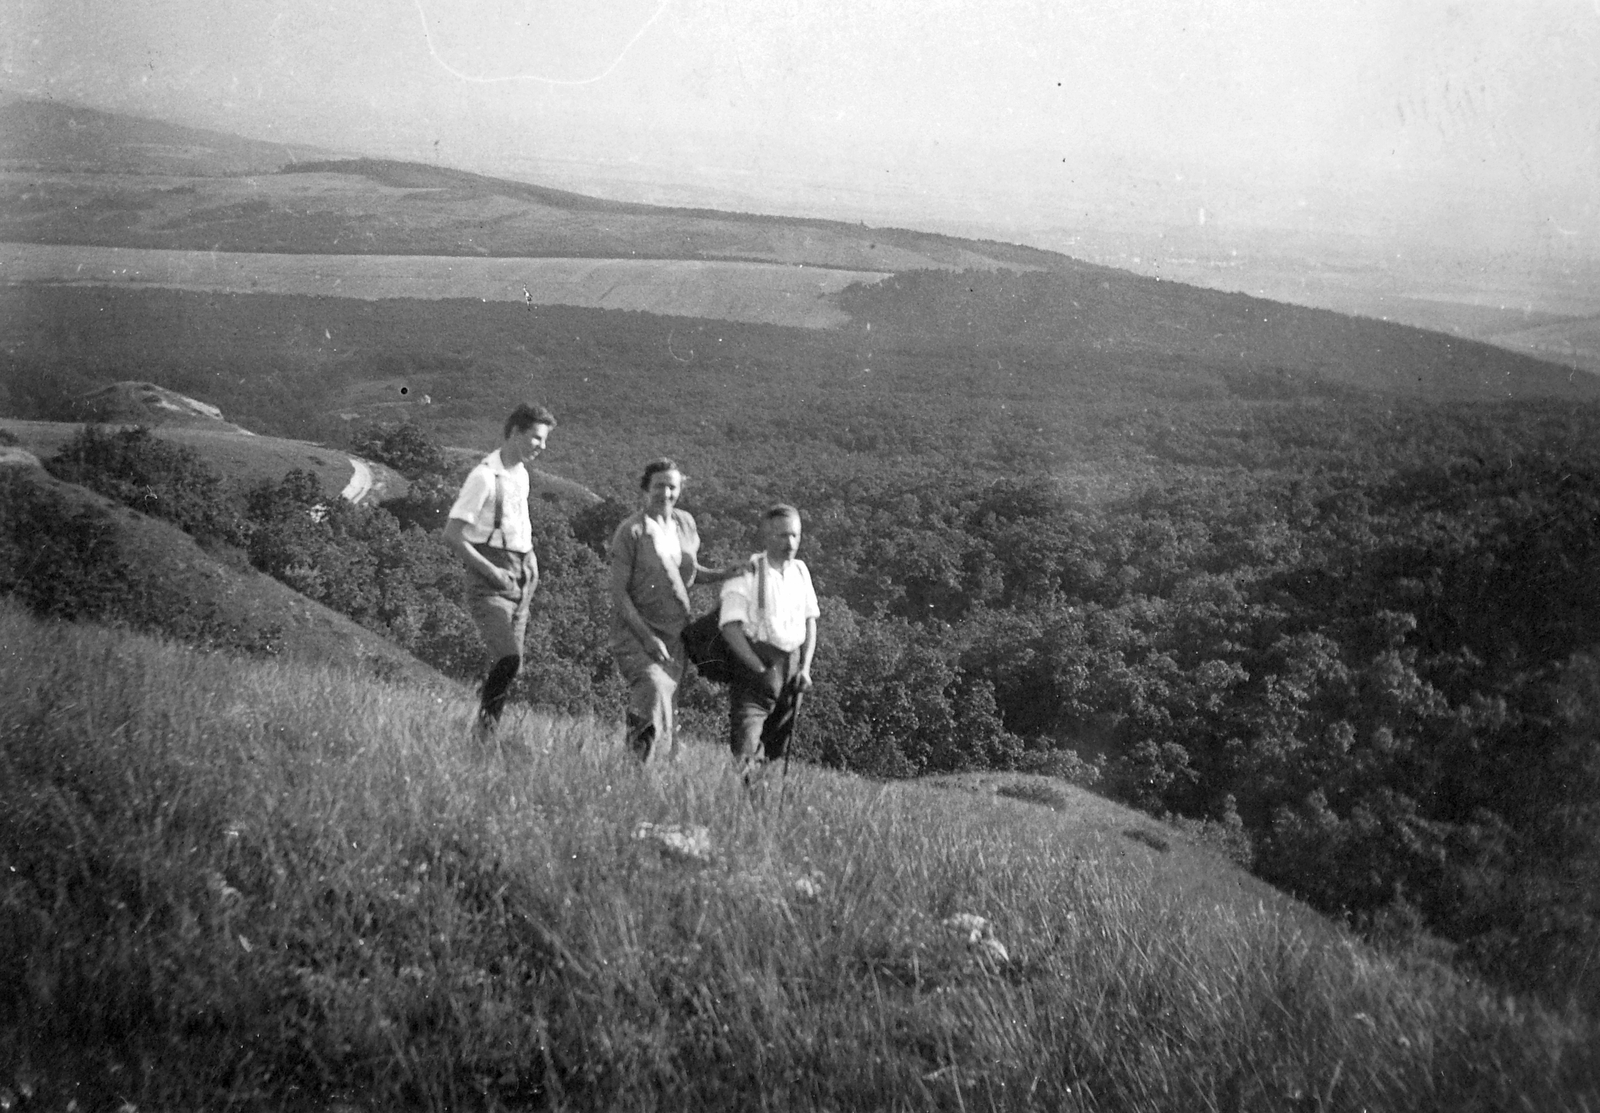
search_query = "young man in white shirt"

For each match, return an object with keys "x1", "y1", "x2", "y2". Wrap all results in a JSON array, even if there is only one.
[
  {"x1": 443, "y1": 402, "x2": 556, "y2": 741},
  {"x1": 719, "y1": 504, "x2": 820, "y2": 772}
]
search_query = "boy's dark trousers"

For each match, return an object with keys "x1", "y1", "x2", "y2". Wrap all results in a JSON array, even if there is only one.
[
  {"x1": 728, "y1": 640, "x2": 802, "y2": 764},
  {"x1": 465, "y1": 545, "x2": 537, "y2": 731}
]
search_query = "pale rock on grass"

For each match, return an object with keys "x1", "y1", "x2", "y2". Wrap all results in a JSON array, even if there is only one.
[
  {"x1": 792, "y1": 873, "x2": 824, "y2": 902},
  {"x1": 634, "y1": 821, "x2": 714, "y2": 864},
  {"x1": 943, "y1": 912, "x2": 1011, "y2": 964}
]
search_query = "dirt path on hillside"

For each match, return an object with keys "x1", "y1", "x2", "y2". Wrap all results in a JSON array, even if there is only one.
[
  {"x1": 0, "y1": 446, "x2": 41, "y2": 468},
  {"x1": 341, "y1": 457, "x2": 373, "y2": 502}
]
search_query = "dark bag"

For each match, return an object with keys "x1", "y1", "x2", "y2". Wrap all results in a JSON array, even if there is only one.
[
  {"x1": 682, "y1": 609, "x2": 739, "y2": 684},
  {"x1": 682, "y1": 556, "x2": 765, "y2": 684}
]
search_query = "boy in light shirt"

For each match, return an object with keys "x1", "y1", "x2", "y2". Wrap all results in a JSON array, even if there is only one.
[
  {"x1": 442, "y1": 402, "x2": 556, "y2": 742},
  {"x1": 719, "y1": 504, "x2": 820, "y2": 773}
]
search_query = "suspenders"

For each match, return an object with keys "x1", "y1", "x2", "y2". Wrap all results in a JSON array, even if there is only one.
[
  {"x1": 755, "y1": 554, "x2": 769, "y2": 638},
  {"x1": 488, "y1": 471, "x2": 505, "y2": 551},
  {"x1": 738, "y1": 554, "x2": 771, "y2": 643}
]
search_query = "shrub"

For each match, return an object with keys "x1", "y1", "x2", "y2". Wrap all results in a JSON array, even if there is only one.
[
  {"x1": 0, "y1": 469, "x2": 136, "y2": 623},
  {"x1": 44, "y1": 425, "x2": 249, "y2": 545},
  {"x1": 243, "y1": 469, "x2": 487, "y2": 680},
  {"x1": 349, "y1": 420, "x2": 446, "y2": 479},
  {"x1": 0, "y1": 470, "x2": 281, "y2": 655}
]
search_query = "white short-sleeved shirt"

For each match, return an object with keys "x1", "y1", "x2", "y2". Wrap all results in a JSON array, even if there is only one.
[
  {"x1": 643, "y1": 513, "x2": 682, "y2": 568},
  {"x1": 447, "y1": 451, "x2": 532, "y2": 553},
  {"x1": 720, "y1": 554, "x2": 820, "y2": 652}
]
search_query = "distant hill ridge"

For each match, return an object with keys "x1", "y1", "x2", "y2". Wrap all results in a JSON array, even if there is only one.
[
  {"x1": 280, "y1": 156, "x2": 1064, "y2": 267},
  {"x1": 0, "y1": 97, "x2": 1059, "y2": 271},
  {"x1": 1, "y1": 95, "x2": 1593, "y2": 403},
  {"x1": 0, "y1": 97, "x2": 338, "y2": 175}
]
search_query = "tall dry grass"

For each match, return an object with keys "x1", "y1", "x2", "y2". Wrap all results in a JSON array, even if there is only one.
[{"x1": 1, "y1": 600, "x2": 1595, "y2": 1111}]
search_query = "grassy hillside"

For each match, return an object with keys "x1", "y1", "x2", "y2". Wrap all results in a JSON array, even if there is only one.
[
  {"x1": 0, "y1": 97, "x2": 337, "y2": 175},
  {"x1": 0, "y1": 460, "x2": 448, "y2": 687},
  {"x1": 0, "y1": 99, "x2": 1047, "y2": 271},
  {"x1": 0, "y1": 416, "x2": 401, "y2": 504},
  {"x1": 0, "y1": 166, "x2": 1036, "y2": 269},
  {"x1": 3, "y1": 602, "x2": 1595, "y2": 1112},
  {"x1": 9, "y1": 100, "x2": 1600, "y2": 1028}
]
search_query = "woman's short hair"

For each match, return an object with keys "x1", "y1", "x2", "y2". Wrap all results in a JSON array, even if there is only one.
[
  {"x1": 639, "y1": 457, "x2": 682, "y2": 490},
  {"x1": 503, "y1": 403, "x2": 557, "y2": 440}
]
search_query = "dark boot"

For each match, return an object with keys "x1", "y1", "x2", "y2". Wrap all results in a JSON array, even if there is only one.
[{"x1": 475, "y1": 654, "x2": 522, "y2": 739}]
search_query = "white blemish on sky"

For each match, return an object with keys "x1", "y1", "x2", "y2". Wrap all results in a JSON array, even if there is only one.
[{"x1": 410, "y1": 0, "x2": 674, "y2": 86}]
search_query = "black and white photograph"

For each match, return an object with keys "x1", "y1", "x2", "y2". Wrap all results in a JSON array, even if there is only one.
[{"x1": 3, "y1": 1, "x2": 1598, "y2": 1108}]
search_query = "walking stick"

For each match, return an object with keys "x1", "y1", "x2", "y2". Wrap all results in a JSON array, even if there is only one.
[{"x1": 779, "y1": 684, "x2": 804, "y2": 819}]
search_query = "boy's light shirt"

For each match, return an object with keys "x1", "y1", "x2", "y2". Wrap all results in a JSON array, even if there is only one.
[
  {"x1": 719, "y1": 554, "x2": 819, "y2": 652},
  {"x1": 447, "y1": 451, "x2": 532, "y2": 552}
]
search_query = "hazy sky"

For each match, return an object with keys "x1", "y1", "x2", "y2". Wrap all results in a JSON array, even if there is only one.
[{"x1": 6, "y1": 0, "x2": 1599, "y2": 265}]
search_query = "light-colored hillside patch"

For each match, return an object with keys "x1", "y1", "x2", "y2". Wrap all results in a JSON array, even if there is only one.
[
  {"x1": 1, "y1": 242, "x2": 891, "y2": 328},
  {"x1": 0, "y1": 418, "x2": 403, "y2": 505},
  {"x1": 75, "y1": 380, "x2": 249, "y2": 431},
  {"x1": 699, "y1": 223, "x2": 1030, "y2": 273}
]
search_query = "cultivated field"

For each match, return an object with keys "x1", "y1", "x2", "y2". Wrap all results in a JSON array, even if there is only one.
[
  {"x1": 1487, "y1": 315, "x2": 1600, "y2": 377},
  {"x1": 0, "y1": 241, "x2": 890, "y2": 329}
]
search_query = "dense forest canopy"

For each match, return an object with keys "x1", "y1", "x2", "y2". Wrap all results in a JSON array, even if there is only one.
[{"x1": 4, "y1": 266, "x2": 1600, "y2": 1013}]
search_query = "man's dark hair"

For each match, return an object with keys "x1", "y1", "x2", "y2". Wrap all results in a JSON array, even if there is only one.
[
  {"x1": 639, "y1": 457, "x2": 682, "y2": 491},
  {"x1": 764, "y1": 503, "x2": 800, "y2": 523},
  {"x1": 504, "y1": 403, "x2": 557, "y2": 440}
]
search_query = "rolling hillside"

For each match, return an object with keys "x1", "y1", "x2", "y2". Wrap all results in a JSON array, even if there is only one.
[
  {"x1": 0, "y1": 379, "x2": 408, "y2": 505},
  {"x1": 0, "y1": 96, "x2": 338, "y2": 175},
  {"x1": 7, "y1": 97, "x2": 1600, "y2": 1057},
  {"x1": 0, "y1": 99, "x2": 1048, "y2": 271},
  {"x1": 0, "y1": 456, "x2": 449, "y2": 687},
  {"x1": 3, "y1": 96, "x2": 1592, "y2": 437},
  {"x1": 5, "y1": 602, "x2": 1595, "y2": 1112}
]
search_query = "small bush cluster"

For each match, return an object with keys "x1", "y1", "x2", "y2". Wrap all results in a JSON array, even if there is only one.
[
  {"x1": 0, "y1": 469, "x2": 280, "y2": 655},
  {"x1": 350, "y1": 419, "x2": 446, "y2": 479},
  {"x1": 44, "y1": 424, "x2": 249, "y2": 545}
]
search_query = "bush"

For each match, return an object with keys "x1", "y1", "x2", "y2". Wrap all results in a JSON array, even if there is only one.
[
  {"x1": 349, "y1": 420, "x2": 446, "y2": 479},
  {"x1": 0, "y1": 469, "x2": 136, "y2": 623},
  {"x1": 44, "y1": 425, "x2": 249, "y2": 546},
  {"x1": 0, "y1": 470, "x2": 281, "y2": 655},
  {"x1": 244, "y1": 469, "x2": 487, "y2": 680}
]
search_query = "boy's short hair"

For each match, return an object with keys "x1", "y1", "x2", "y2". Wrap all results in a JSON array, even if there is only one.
[
  {"x1": 504, "y1": 403, "x2": 557, "y2": 439},
  {"x1": 763, "y1": 503, "x2": 800, "y2": 523}
]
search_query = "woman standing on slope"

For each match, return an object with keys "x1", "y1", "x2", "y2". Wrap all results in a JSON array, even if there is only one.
[{"x1": 608, "y1": 458, "x2": 739, "y2": 762}]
